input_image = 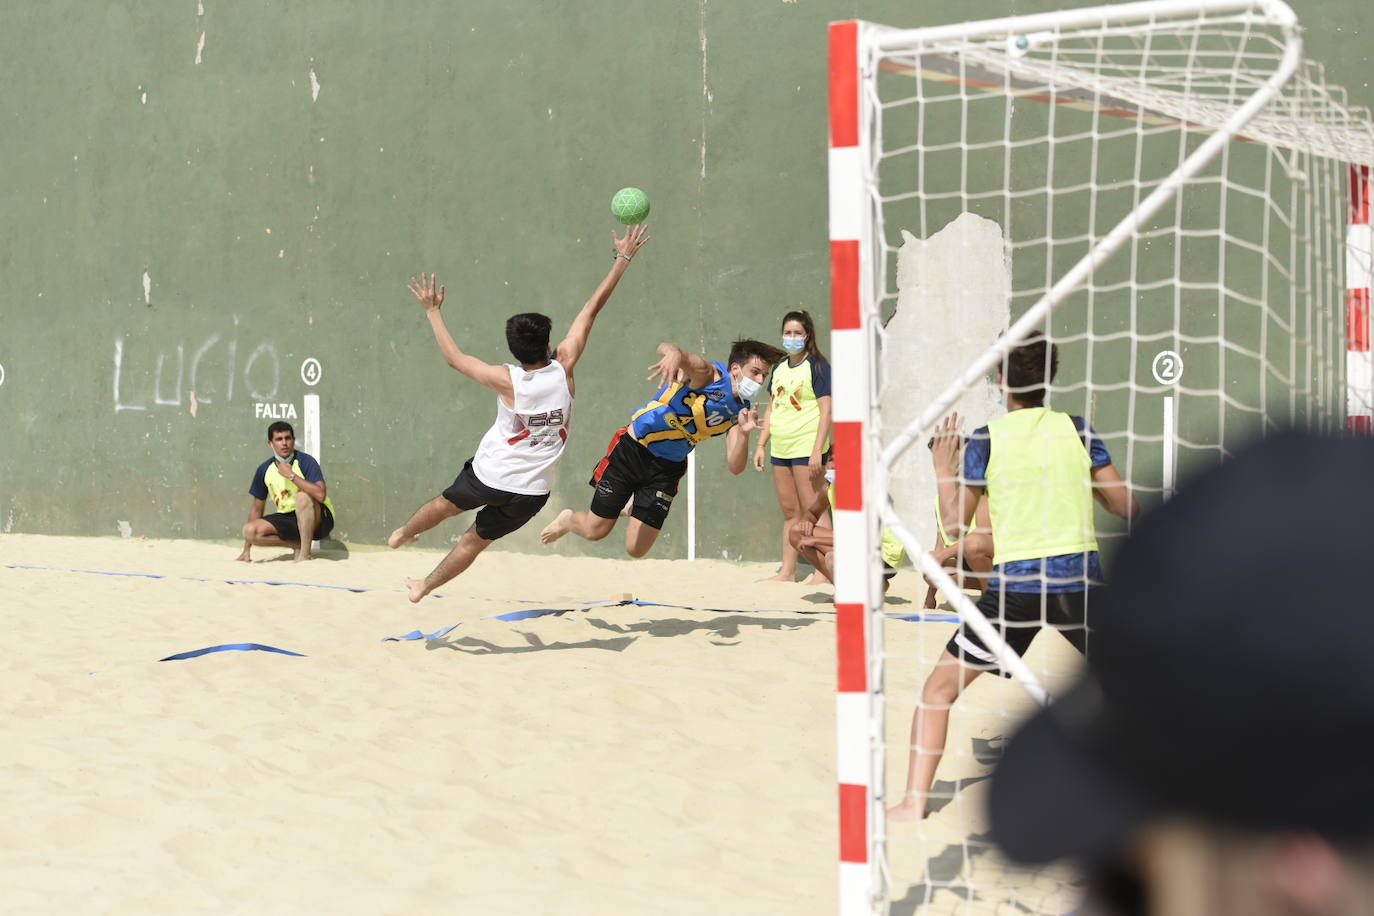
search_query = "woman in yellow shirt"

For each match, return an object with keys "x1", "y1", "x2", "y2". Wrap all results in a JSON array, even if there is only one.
[{"x1": 752, "y1": 310, "x2": 833, "y2": 582}]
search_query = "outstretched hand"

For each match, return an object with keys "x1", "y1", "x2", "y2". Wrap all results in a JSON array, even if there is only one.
[
  {"x1": 407, "y1": 272, "x2": 445, "y2": 311},
  {"x1": 737, "y1": 406, "x2": 760, "y2": 434},
  {"x1": 613, "y1": 223, "x2": 651, "y2": 261},
  {"x1": 647, "y1": 346, "x2": 686, "y2": 388},
  {"x1": 931, "y1": 412, "x2": 963, "y2": 476}
]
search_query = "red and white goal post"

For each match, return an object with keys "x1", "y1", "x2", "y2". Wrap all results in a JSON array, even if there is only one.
[{"x1": 829, "y1": 2, "x2": 1374, "y2": 913}]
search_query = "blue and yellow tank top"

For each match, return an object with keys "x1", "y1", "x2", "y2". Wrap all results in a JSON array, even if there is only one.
[{"x1": 628, "y1": 361, "x2": 748, "y2": 462}]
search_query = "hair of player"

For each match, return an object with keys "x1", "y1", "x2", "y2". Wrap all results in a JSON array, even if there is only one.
[
  {"x1": 267, "y1": 421, "x2": 295, "y2": 440},
  {"x1": 728, "y1": 338, "x2": 787, "y2": 370},
  {"x1": 506, "y1": 312, "x2": 553, "y2": 365},
  {"x1": 1002, "y1": 334, "x2": 1058, "y2": 406},
  {"x1": 781, "y1": 310, "x2": 827, "y2": 363}
]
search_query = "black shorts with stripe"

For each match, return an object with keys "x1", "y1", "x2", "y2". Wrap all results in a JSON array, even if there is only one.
[
  {"x1": 945, "y1": 587, "x2": 1098, "y2": 678},
  {"x1": 588, "y1": 428, "x2": 688, "y2": 531}
]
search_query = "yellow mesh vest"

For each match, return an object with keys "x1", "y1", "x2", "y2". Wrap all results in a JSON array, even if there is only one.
[
  {"x1": 264, "y1": 459, "x2": 337, "y2": 518},
  {"x1": 985, "y1": 407, "x2": 1097, "y2": 565},
  {"x1": 766, "y1": 358, "x2": 827, "y2": 459}
]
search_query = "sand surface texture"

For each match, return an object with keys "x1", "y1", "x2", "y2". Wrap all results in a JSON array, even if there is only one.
[{"x1": 2, "y1": 535, "x2": 1079, "y2": 915}]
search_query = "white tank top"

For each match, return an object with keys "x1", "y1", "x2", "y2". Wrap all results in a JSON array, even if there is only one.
[{"x1": 471, "y1": 361, "x2": 573, "y2": 495}]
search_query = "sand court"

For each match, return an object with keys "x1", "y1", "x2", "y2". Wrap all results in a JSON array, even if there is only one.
[
  {"x1": 4, "y1": 534, "x2": 849, "y2": 915},
  {"x1": 2, "y1": 534, "x2": 1080, "y2": 914}
]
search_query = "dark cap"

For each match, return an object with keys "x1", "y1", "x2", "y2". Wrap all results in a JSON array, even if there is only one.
[{"x1": 989, "y1": 432, "x2": 1374, "y2": 865}]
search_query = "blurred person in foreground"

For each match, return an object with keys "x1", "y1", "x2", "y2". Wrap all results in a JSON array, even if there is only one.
[{"x1": 989, "y1": 432, "x2": 1374, "y2": 916}]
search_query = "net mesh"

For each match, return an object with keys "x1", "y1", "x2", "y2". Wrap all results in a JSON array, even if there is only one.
[{"x1": 858, "y1": 4, "x2": 1374, "y2": 912}]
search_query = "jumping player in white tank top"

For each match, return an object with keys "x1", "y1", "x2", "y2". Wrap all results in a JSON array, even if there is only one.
[{"x1": 388, "y1": 223, "x2": 650, "y2": 602}]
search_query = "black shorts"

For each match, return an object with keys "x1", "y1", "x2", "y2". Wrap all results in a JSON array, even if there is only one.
[
  {"x1": 442, "y1": 460, "x2": 551, "y2": 540},
  {"x1": 945, "y1": 587, "x2": 1098, "y2": 678},
  {"x1": 588, "y1": 428, "x2": 688, "y2": 531},
  {"x1": 263, "y1": 504, "x2": 335, "y2": 542}
]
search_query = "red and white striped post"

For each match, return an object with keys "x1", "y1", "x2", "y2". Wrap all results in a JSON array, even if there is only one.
[
  {"x1": 829, "y1": 20, "x2": 884, "y2": 916},
  {"x1": 1348, "y1": 164, "x2": 1372, "y2": 434}
]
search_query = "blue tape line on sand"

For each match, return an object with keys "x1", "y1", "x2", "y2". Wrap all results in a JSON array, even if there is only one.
[
  {"x1": 160, "y1": 643, "x2": 307, "y2": 661},
  {"x1": 6, "y1": 564, "x2": 371, "y2": 593},
  {"x1": 887, "y1": 612, "x2": 960, "y2": 623},
  {"x1": 380, "y1": 624, "x2": 461, "y2": 642}
]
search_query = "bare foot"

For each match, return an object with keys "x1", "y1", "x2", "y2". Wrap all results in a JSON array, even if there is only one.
[
  {"x1": 887, "y1": 798, "x2": 927, "y2": 822},
  {"x1": 388, "y1": 527, "x2": 419, "y2": 549},
  {"x1": 540, "y1": 508, "x2": 574, "y2": 545},
  {"x1": 756, "y1": 572, "x2": 797, "y2": 583},
  {"x1": 803, "y1": 571, "x2": 829, "y2": 585},
  {"x1": 234, "y1": 552, "x2": 251, "y2": 563},
  {"x1": 294, "y1": 551, "x2": 313, "y2": 562},
  {"x1": 405, "y1": 576, "x2": 429, "y2": 603}
]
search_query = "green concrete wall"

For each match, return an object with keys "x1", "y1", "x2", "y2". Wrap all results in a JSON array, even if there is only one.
[{"x1": 1, "y1": 1, "x2": 1369, "y2": 558}]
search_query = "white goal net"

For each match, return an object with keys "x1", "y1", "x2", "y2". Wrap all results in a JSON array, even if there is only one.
[{"x1": 827, "y1": 1, "x2": 1374, "y2": 913}]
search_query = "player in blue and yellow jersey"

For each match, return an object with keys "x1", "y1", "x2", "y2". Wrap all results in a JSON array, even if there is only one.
[
  {"x1": 540, "y1": 338, "x2": 785, "y2": 558},
  {"x1": 236, "y1": 420, "x2": 337, "y2": 562},
  {"x1": 890, "y1": 335, "x2": 1139, "y2": 822}
]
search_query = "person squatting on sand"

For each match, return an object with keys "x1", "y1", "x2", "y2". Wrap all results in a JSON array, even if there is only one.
[
  {"x1": 389, "y1": 224, "x2": 650, "y2": 602},
  {"x1": 922, "y1": 415, "x2": 994, "y2": 610},
  {"x1": 540, "y1": 337, "x2": 785, "y2": 558},
  {"x1": 789, "y1": 457, "x2": 905, "y2": 593},
  {"x1": 237, "y1": 421, "x2": 337, "y2": 563}
]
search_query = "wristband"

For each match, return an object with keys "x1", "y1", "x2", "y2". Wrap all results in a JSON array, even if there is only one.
[{"x1": 613, "y1": 251, "x2": 632, "y2": 262}]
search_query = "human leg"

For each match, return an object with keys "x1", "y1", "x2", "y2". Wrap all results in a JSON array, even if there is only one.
[
  {"x1": 544, "y1": 430, "x2": 658, "y2": 547},
  {"x1": 403, "y1": 489, "x2": 546, "y2": 602},
  {"x1": 405, "y1": 525, "x2": 494, "y2": 602},
  {"x1": 792, "y1": 464, "x2": 831, "y2": 584},
  {"x1": 539, "y1": 509, "x2": 617, "y2": 544},
  {"x1": 390, "y1": 495, "x2": 462, "y2": 548},
  {"x1": 293, "y1": 492, "x2": 318, "y2": 561},
  {"x1": 244, "y1": 518, "x2": 289, "y2": 545},
  {"x1": 924, "y1": 537, "x2": 961, "y2": 609},
  {"x1": 391, "y1": 465, "x2": 484, "y2": 548},
  {"x1": 959, "y1": 533, "x2": 994, "y2": 594},
  {"x1": 890, "y1": 590, "x2": 1040, "y2": 821},
  {"x1": 793, "y1": 528, "x2": 835, "y2": 584},
  {"x1": 623, "y1": 518, "x2": 661, "y2": 558},
  {"x1": 760, "y1": 463, "x2": 802, "y2": 581},
  {"x1": 888, "y1": 650, "x2": 985, "y2": 821},
  {"x1": 238, "y1": 515, "x2": 297, "y2": 560}
]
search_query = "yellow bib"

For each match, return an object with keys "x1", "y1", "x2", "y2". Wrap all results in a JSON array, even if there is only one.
[
  {"x1": 985, "y1": 408, "x2": 1097, "y2": 565},
  {"x1": 264, "y1": 458, "x2": 336, "y2": 518}
]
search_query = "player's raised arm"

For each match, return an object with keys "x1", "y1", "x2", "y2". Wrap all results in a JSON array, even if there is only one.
[
  {"x1": 554, "y1": 225, "x2": 650, "y2": 373},
  {"x1": 932, "y1": 413, "x2": 980, "y2": 537},
  {"x1": 408, "y1": 272, "x2": 514, "y2": 400},
  {"x1": 646, "y1": 342, "x2": 716, "y2": 390}
]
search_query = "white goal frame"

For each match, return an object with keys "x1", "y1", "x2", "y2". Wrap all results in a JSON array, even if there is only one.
[{"x1": 828, "y1": 2, "x2": 1374, "y2": 913}]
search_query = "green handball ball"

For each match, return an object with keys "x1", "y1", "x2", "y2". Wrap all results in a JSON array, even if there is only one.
[{"x1": 611, "y1": 187, "x2": 651, "y2": 225}]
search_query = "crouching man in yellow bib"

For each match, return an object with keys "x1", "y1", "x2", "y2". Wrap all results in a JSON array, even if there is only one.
[{"x1": 236, "y1": 421, "x2": 337, "y2": 563}]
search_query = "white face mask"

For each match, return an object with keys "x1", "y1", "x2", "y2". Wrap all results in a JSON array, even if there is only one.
[
  {"x1": 824, "y1": 469, "x2": 836, "y2": 485},
  {"x1": 736, "y1": 372, "x2": 763, "y2": 401},
  {"x1": 782, "y1": 337, "x2": 806, "y2": 354},
  {"x1": 273, "y1": 447, "x2": 295, "y2": 463}
]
